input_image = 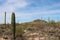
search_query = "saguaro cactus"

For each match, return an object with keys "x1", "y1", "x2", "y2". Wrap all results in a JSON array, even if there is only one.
[
  {"x1": 11, "y1": 12, "x2": 16, "y2": 40},
  {"x1": 3, "y1": 12, "x2": 6, "y2": 29}
]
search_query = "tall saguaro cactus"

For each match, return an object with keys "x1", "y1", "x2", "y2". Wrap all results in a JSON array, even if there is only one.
[
  {"x1": 11, "y1": 12, "x2": 16, "y2": 40},
  {"x1": 4, "y1": 12, "x2": 6, "y2": 29}
]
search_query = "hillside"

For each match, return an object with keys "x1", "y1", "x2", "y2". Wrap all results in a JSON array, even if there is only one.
[{"x1": 0, "y1": 19, "x2": 60, "y2": 40}]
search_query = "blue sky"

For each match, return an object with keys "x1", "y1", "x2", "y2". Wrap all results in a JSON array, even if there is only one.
[{"x1": 0, "y1": 0, "x2": 60, "y2": 23}]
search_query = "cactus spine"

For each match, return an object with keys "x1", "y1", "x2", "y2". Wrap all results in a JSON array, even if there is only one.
[{"x1": 11, "y1": 12, "x2": 16, "y2": 40}]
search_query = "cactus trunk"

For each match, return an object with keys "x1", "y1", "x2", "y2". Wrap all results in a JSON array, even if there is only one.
[{"x1": 11, "y1": 12, "x2": 16, "y2": 40}]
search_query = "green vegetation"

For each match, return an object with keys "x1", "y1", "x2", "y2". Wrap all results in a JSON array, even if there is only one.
[
  {"x1": 11, "y1": 12, "x2": 16, "y2": 40},
  {"x1": 0, "y1": 19, "x2": 60, "y2": 40}
]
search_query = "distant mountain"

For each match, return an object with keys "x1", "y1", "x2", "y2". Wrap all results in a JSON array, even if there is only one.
[{"x1": 33, "y1": 19, "x2": 47, "y2": 23}]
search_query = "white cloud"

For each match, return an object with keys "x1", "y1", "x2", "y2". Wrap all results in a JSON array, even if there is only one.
[
  {"x1": 7, "y1": 0, "x2": 28, "y2": 8},
  {"x1": 28, "y1": 9, "x2": 60, "y2": 16},
  {"x1": 0, "y1": 0, "x2": 29, "y2": 23},
  {"x1": 15, "y1": 9, "x2": 60, "y2": 20},
  {"x1": 0, "y1": 0, "x2": 60, "y2": 23},
  {"x1": 0, "y1": 0, "x2": 28, "y2": 12},
  {"x1": 15, "y1": 13, "x2": 32, "y2": 19}
]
